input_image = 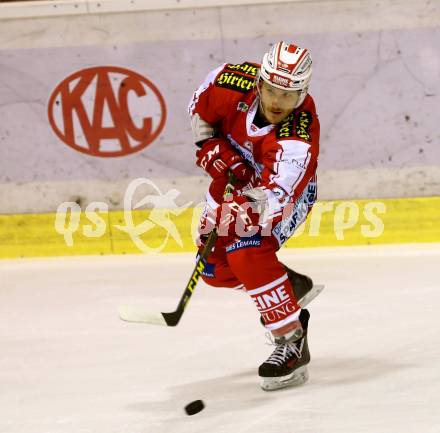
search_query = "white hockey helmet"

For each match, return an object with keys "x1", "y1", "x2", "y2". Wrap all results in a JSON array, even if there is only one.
[{"x1": 259, "y1": 41, "x2": 313, "y2": 108}]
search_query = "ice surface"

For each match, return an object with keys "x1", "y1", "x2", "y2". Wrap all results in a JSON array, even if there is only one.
[{"x1": 1, "y1": 244, "x2": 439, "y2": 433}]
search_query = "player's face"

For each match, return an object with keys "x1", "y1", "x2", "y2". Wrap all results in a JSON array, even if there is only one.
[{"x1": 258, "y1": 81, "x2": 300, "y2": 124}]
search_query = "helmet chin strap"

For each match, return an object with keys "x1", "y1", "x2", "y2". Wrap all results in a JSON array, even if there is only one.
[
  {"x1": 254, "y1": 73, "x2": 266, "y2": 117},
  {"x1": 295, "y1": 87, "x2": 309, "y2": 109},
  {"x1": 255, "y1": 79, "x2": 268, "y2": 121}
]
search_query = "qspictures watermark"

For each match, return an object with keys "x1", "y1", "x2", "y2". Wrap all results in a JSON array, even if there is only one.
[
  {"x1": 54, "y1": 178, "x2": 387, "y2": 253},
  {"x1": 54, "y1": 178, "x2": 194, "y2": 253}
]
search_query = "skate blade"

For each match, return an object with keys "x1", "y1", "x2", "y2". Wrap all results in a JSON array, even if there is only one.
[
  {"x1": 298, "y1": 284, "x2": 324, "y2": 308},
  {"x1": 260, "y1": 366, "x2": 309, "y2": 391}
]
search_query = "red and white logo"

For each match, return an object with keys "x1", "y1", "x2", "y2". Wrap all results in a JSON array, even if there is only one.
[
  {"x1": 48, "y1": 66, "x2": 166, "y2": 157},
  {"x1": 271, "y1": 73, "x2": 294, "y2": 88},
  {"x1": 246, "y1": 272, "x2": 301, "y2": 328}
]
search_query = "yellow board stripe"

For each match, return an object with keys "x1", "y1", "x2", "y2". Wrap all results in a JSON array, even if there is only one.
[{"x1": 0, "y1": 196, "x2": 439, "y2": 259}]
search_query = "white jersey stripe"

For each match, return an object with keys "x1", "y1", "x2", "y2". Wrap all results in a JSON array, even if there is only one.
[
  {"x1": 264, "y1": 309, "x2": 302, "y2": 331},
  {"x1": 246, "y1": 273, "x2": 288, "y2": 296},
  {"x1": 271, "y1": 139, "x2": 311, "y2": 195}
]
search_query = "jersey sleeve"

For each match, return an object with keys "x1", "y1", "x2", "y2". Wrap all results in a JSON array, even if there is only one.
[
  {"x1": 188, "y1": 64, "x2": 226, "y2": 126},
  {"x1": 259, "y1": 96, "x2": 320, "y2": 216}
]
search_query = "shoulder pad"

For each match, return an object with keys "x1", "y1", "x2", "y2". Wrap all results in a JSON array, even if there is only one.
[
  {"x1": 295, "y1": 111, "x2": 313, "y2": 142},
  {"x1": 276, "y1": 113, "x2": 295, "y2": 139},
  {"x1": 215, "y1": 62, "x2": 258, "y2": 93},
  {"x1": 224, "y1": 62, "x2": 259, "y2": 77},
  {"x1": 276, "y1": 111, "x2": 313, "y2": 142}
]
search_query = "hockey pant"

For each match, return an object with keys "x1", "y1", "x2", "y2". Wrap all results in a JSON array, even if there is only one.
[{"x1": 199, "y1": 234, "x2": 301, "y2": 335}]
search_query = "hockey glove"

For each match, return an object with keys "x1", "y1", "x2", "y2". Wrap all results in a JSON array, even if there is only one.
[{"x1": 196, "y1": 138, "x2": 254, "y2": 182}]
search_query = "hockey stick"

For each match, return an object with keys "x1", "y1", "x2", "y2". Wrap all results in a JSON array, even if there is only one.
[
  {"x1": 120, "y1": 283, "x2": 325, "y2": 326},
  {"x1": 118, "y1": 173, "x2": 236, "y2": 327}
]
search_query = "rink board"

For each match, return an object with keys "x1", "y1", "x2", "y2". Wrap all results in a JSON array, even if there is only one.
[{"x1": 0, "y1": 196, "x2": 439, "y2": 259}]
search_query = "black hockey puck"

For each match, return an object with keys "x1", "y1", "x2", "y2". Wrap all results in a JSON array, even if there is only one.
[{"x1": 184, "y1": 399, "x2": 205, "y2": 415}]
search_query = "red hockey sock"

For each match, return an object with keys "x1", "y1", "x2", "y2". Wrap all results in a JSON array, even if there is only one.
[{"x1": 226, "y1": 237, "x2": 301, "y2": 333}]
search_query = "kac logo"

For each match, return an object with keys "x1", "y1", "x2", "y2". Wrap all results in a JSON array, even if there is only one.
[{"x1": 48, "y1": 66, "x2": 166, "y2": 157}]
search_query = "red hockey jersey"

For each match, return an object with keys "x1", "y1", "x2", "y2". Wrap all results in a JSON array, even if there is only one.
[{"x1": 189, "y1": 62, "x2": 320, "y2": 240}]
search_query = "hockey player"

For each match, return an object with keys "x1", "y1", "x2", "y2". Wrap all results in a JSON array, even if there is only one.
[{"x1": 188, "y1": 42, "x2": 320, "y2": 391}]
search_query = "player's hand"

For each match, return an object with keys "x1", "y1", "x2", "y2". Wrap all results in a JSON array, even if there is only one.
[{"x1": 196, "y1": 138, "x2": 254, "y2": 182}]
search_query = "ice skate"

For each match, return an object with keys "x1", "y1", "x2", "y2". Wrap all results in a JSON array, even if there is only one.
[
  {"x1": 259, "y1": 309, "x2": 311, "y2": 391},
  {"x1": 284, "y1": 265, "x2": 323, "y2": 307}
]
